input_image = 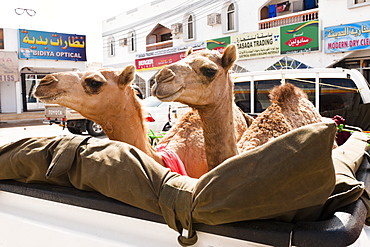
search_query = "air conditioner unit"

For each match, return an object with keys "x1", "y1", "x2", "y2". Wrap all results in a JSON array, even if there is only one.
[
  {"x1": 207, "y1": 13, "x2": 221, "y2": 26},
  {"x1": 171, "y1": 23, "x2": 183, "y2": 34},
  {"x1": 119, "y1": 38, "x2": 127, "y2": 46}
]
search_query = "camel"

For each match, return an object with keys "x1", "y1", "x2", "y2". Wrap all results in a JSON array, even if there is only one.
[
  {"x1": 152, "y1": 45, "x2": 240, "y2": 170},
  {"x1": 237, "y1": 82, "x2": 323, "y2": 152},
  {"x1": 34, "y1": 65, "x2": 249, "y2": 178},
  {"x1": 152, "y1": 44, "x2": 323, "y2": 170}
]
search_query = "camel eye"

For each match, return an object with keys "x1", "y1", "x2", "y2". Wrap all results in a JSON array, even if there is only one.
[
  {"x1": 200, "y1": 66, "x2": 217, "y2": 78},
  {"x1": 87, "y1": 79, "x2": 103, "y2": 88},
  {"x1": 83, "y1": 78, "x2": 104, "y2": 95}
]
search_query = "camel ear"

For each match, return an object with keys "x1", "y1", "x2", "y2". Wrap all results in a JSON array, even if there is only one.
[
  {"x1": 185, "y1": 47, "x2": 193, "y2": 57},
  {"x1": 221, "y1": 44, "x2": 237, "y2": 71},
  {"x1": 118, "y1": 65, "x2": 135, "y2": 86}
]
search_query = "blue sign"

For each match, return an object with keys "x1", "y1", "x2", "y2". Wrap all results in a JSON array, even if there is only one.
[
  {"x1": 324, "y1": 20, "x2": 370, "y2": 53},
  {"x1": 18, "y1": 29, "x2": 86, "y2": 61}
]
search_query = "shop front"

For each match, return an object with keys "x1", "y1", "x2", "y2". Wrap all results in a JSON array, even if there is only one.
[{"x1": 17, "y1": 29, "x2": 87, "y2": 113}]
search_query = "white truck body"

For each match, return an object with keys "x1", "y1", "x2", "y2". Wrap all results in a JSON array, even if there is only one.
[{"x1": 1, "y1": 68, "x2": 370, "y2": 246}]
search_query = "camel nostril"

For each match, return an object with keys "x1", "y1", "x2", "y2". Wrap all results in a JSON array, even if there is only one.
[
  {"x1": 156, "y1": 68, "x2": 175, "y2": 84},
  {"x1": 39, "y1": 75, "x2": 58, "y2": 86}
]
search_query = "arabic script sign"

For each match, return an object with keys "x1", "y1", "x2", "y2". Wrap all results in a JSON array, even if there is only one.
[
  {"x1": 324, "y1": 20, "x2": 370, "y2": 53},
  {"x1": 18, "y1": 29, "x2": 86, "y2": 61},
  {"x1": 0, "y1": 51, "x2": 18, "y2": 82},
  {"x1": 135, "y1": 42, "x2": 205, "y2": 71},
  {"x1": 231, "y1": 27, "x2": 280, "y2": 59},
  {"x1": 280, "y1": 20, "x2": 319, "y2": 54}
]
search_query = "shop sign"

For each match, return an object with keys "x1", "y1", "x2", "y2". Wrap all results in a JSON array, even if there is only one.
[
  {"x1": 280, "y1": 20, "x2": 319, "y2": 54},
  {"x1": 135, "y1": 41, "x2": 205, "y2": 60},
  {"x1": 18, "y1": 29, "x2": 86, "y2": 61},
  {"x1": 0, "y1": 28, "x2": 4, "y2": 49},
  {"x1": 207, "y1": 36, "x2": 230, "y2": 53},
  {"x1": 135, "y1": 42, "x2": 205, "y2": 71},
  {"x1": 324, "y1": 20, "x2": 370, "y2": 53},
  {"x1": 0, "y1": 51, "x2": 18, "y2": 82},
  {"x1": 231, "y1": 27, "x2": 280, "y2": 59}
]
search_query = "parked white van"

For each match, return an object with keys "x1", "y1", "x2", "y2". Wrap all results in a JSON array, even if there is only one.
[{"x1": 233, "y1": 68, "x2": 370, "y2": 130}]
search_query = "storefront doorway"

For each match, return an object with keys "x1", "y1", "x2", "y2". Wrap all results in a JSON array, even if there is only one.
[{"x1": 21, "y1": 73, "x2": 47, "y2": 111}]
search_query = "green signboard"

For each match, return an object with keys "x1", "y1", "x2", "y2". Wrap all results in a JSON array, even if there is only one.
[
  {"x1": 207, "y1": 36, "x2": 230, "y2": 53},
  {"x1": 280, "y1": 20, "x2": 319, "y2": 54}
]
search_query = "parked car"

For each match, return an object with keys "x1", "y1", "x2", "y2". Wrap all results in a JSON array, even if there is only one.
[{"x1": 142, "y1": 96, "x2": 190, "y2": 133}]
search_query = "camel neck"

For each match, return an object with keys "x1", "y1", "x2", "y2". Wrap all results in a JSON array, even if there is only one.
[
  {"x1": 93, "y1": 94, "x2": 164, "y2": 166},
  {"x1": 198, "y1": 88, "x2": 237, "y2": 171}
]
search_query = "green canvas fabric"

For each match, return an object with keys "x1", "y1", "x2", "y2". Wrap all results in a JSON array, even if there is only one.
[
  {"x1": 0, "y1": 122, "x2": 368, "y2": 246},
  {"x1": 321, "y1": 132, "x2": 370, "y2": 221}
]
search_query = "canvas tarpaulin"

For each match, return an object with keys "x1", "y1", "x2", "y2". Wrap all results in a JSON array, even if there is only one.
[{"x1": 0, "y1": 122, "x2": 369, "y2": 246}]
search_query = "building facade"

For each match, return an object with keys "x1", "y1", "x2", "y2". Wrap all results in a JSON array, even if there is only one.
[
  {"x1": 102, "y1": 0, "x2": 370, "y2": 96},
  {"x1": 0, "y1": 28, "x2": 87, "y2": 113}
]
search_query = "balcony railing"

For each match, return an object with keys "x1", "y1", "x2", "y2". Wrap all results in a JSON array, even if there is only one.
[
  {"x1": 146, "y1": 40, "x2": 173, "y2": 52},
  {"x1": 259, "y1": 9, "x2": 318, "y2": 30}
]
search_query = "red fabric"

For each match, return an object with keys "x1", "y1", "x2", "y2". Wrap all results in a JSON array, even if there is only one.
[{"x1": 156, "y1": 144, "x2": 188, "y2": 176}]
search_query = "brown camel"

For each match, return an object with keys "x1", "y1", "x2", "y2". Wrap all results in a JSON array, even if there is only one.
[
  {"x1": 34, "y1": 65, "x2": 248, "y2": 178},
  {"x1": 237, "y1": 82, "x2": 323, "y2": 152},
  {"x1": 153, "y1": 44, "x2": 324, "y2": 170}
]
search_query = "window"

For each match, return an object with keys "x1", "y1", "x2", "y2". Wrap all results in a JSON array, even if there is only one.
[
  {"x1": 183, "y1": 13, "x2": 195, "y2": 41},
  {"x1": 304, "y1": 0, "x2": 318, "y2": 10},
  {"x1": 319, "y1": 78, "x2": 360, "y2": 113},
  {"x1": 160, "y1": 33, "x2": 172, "y2": 42},
  {"x1": 128, "y1": 31, "x2": 136, "y2": 52},
  {"x1": 223, "y1": 1, "x2": 238, "y2": 33},
  {"x1": 348, "y1": 0, "x2": 370, "y2": 8},
  {"x1": 227, "y1": 3, "x2": 235, "y2": 31},
  {"x1": 187, "y1": 15, "x2": 194, "y2": 39},
  {"x1": 108, "y1": 36, "x2": 115, "y2": 57}
]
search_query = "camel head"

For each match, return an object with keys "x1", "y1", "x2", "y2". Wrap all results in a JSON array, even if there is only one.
[
  {"x1": 34, "y1": 65, "x2": 136, "y2": 119},
  {"x1": 152, "y1": 44, "x2": 237, "y2": 108}
]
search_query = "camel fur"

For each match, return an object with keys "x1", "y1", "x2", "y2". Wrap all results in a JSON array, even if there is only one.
[{"x1": 237, "y1": 83, "x2": 323, "y2": 152}]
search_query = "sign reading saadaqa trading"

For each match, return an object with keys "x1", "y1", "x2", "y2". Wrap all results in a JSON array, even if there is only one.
[
  {"x1": 231, "y1": 27, "x2": 280, "y2": 59},
  {"x1": 18, "y1": 29, "x2": 86, "y2": 61},
  {"x1": 324, "y1": 21, "x2": 370, "y2": 53}
]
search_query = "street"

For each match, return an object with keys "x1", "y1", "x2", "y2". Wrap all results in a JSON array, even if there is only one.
[{"x1": 0, "y1": 121, "x2": 107, "y2": 146}]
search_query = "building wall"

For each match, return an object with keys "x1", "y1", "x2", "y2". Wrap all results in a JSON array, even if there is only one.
[{"x1": 102, "y1": 0, "x2": 370, "y2": 93}]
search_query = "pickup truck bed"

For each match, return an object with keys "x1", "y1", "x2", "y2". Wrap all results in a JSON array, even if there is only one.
[{"x1": 0, "y1": 154, "x2": 369, "y2": 246}]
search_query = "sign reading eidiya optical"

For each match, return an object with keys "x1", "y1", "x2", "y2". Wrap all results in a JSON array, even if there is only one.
[{"x1": 18, "y1": 29, "x2": 86, "y2": 61}]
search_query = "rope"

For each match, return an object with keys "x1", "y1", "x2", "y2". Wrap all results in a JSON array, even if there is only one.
[{"x1": 286, "y1": 78, "x2": 360, "y2": 92}]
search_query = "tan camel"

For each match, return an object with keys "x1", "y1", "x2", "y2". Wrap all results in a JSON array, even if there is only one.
[
  {"x1": 152, "y1": 45, "x2": 240, "y2": 170},
  {"x1": 34, "y1": 66, "x2": 165, "y2": 164},
  {"x1": 153, "y1": 44, "x2": 323, "y2": 170},
  {"x1": 34, "y1": 65, "x2": 248, "y2": 178}
]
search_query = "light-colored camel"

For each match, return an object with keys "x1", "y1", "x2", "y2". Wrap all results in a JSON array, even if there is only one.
[
  {"x1": 152, "y1": 45, "x2": 240, "y2": 170},
  {"x1": 152, "y1": 44, "x2": 323, "y2": 170},
  {"x1": 34, "y1": 65, "x2": 248, "y2": 178}
]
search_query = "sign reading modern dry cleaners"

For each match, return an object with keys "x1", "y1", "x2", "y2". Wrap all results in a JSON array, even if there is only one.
[
  {"x1": 324, "y1": 20, "x2": 370, "y2": 53},
  {"x1": 18, "y1": 29, "x2": 86, "y2": 61}
]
